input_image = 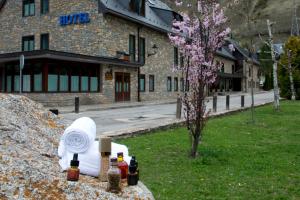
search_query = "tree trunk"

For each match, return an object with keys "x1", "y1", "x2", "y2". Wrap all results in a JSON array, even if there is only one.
[
  {"x1": 288, "y1": 50, "x2": 296, "y2": 100},
  {"x1": 190, "y1": 135, "x2": 200, "y2": 158},
  {"x1": 273, "y1": 61, "x2": 280, "y2": 109},
  {"x1": 267, "y1": 19, "x2": 280, "y2": 111}
]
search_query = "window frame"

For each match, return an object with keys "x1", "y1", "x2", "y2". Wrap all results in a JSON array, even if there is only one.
[
  {"x1": 139, "y1": 74, "x2": 145, "y2": 92},
  {"x1": 174, "y1": 47, "x2": 179, "y2": 66},
  {"x1": 40, "y1": 0, "x2": 49, "y2": 15},
  {"x1": 22, "y1": 35, "x2": 35, "y2": 52},
  {"x1": 139, "y1": 37, "x2": 146, "y2": 64},
  {"x1": 40, "y1": 33, "x2": 49, "y2": 50},
  {"x1": 174, "y1": 77, "x2": 178, "y2": 92},
  {"x1": 23, "y1": 0, "x2": 35, "y2": 17},
  {"x1": 149, "y1": 74, "x2": 154, "y2": 92},
  {"x1": 167, "y1": 76, "x2": 172, "y2": 92},
  {"x1": 129, "y1": 35, "x2": 136, "y2": 62}
]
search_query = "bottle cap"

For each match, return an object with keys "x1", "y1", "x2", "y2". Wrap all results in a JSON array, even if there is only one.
[
  {"x1": 111, "y1": 157, "x2": 118, "y2": 166},
  {"x1": 129, "y1": 157, "x2": 137, "y2": 173},
  {"x1": 70, "y1": 153, "x2": 80, "y2": 167},
  {"x1": 117, "y1": 152, "x2": 124, "y2": 157}
]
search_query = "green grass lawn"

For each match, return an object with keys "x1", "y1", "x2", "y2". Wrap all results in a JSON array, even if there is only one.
[{"x1": 117, "y1": 101, "x2": 300, "y2": 200}]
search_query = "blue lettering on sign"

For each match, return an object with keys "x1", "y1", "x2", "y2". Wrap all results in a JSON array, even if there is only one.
[{"x1": 59, "y1": 13, "x2": 90, "y2": 26}]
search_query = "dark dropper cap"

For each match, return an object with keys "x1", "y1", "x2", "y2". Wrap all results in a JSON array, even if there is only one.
[
  {"x1": 129, "y1": 156, "x2": 137, "y2": 173},
  {"x1": 70, "y1": 153, "x2": 80, "y2": 167}
]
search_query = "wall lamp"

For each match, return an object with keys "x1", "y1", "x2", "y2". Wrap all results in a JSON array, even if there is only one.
[{"x1": 148, "y1": 44, "x2": 158, "y2": 57}]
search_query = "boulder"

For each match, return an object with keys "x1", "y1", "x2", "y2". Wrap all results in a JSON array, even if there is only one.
[{"x1": 0, "y1": 94, "x2": 154, "y2": 200}]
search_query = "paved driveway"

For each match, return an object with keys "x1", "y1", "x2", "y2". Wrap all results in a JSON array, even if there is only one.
[{"x1": 61, "y1": 91, "x2": 274, "y2": 137}]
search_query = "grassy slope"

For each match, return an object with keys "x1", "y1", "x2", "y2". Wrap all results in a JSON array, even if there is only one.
[{"x1": 118, "y1": 101, "x2": 300, "y2": 200}]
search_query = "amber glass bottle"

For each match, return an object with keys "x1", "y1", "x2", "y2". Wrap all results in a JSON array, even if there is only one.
[
  {"x1": 117, "y1": 152, "x2": 128, "y2": 180},
  {"x1": 67, "y1": 154, "x2": 80, "y2": 181},
  {"x1": 107, "y1": 158, "x2": 121, "y2": 193}
]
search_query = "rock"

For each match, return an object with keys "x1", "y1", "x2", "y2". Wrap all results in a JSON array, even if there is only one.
[{"x1": 0, "y1": 94, "x2": 154, "y2": 200}]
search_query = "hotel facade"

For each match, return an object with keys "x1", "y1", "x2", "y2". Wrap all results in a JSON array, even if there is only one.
[{"x1": 0, "y1": 0, "x2": 261, "y2": 106}]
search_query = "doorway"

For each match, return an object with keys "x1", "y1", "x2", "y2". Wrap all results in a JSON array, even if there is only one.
[{"x1": 115, "y1": 72, "x2": 130, "y2": 102}]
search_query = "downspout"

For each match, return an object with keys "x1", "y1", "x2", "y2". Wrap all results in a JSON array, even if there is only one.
[{"x1": 137, "y1": 26, "x2": 141, "y2": 102}]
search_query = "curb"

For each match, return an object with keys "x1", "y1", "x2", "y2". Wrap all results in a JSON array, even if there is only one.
[
  {"x1": 108, "y1": 101, "x2": 274, "y2": 139},
  {"x1": 51, "y1": 91, "x2": 272, "y2": 114},
  {"x1": 54, "y1": 101, "x2": 177, "y2": 114}
]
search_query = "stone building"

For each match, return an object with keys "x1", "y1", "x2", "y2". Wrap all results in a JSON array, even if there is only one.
[{"x1": 0, "y1": 0, "x2": 261, "y2": 106}]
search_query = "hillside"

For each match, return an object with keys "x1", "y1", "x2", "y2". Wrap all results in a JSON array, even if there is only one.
[{"x1": 163, "y1": 0, "x2": 298, "y2": 45}]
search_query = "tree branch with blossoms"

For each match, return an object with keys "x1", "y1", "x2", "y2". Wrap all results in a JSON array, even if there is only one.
[{"x1": 169, "y1": 0, "x2": 231, "y2": 158}]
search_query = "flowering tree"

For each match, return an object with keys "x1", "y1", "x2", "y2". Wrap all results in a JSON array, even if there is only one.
[{"x1": 169, "y1": 0, "x2": 231, "y2": 158}]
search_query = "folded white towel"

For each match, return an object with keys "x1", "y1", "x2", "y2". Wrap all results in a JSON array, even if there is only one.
[
  {"x1": 59, "y1": 141, "x2": 131, "y2": 177},
  {"x1": 62, "y1": 117, "x2": 96, "y2": 153},
  {"x1": 59, "y1": 141, "x2": 101, "y2": 177}
]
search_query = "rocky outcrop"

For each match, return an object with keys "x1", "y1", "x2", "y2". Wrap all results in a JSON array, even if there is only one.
[{"x1": 0, "y1": 94, "x2": 154, "y2": 200}]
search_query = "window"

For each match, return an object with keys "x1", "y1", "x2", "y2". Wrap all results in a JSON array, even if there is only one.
[
  {"x1": 139, "y1": 74, "x2": 145, "y2": 92},
  {"x1": 180, "y1": 54, "x2": 184, "y2": 68},
  {"x1": 174, "y1": 47, "x2": 179, "y2": 65},
  {"x1": 149, "y1": 75, "x2": 154, "y2": 92},
  {"x1": 59, "y1": 67, "x2": 69, "y2": 92},
  {"x1": 40, "y1": 33, "x2": 49, "y2": 50},
  {"x1": 167, "y1": 76, "x2": 172, "y2": 92},
  {"x1": 23, "y1": 0, "x2": 35, "y2": 17},
  {"x1": 180, "y1": 78, "x2": 184, "y2": 92},
  {"x1": 22, "y1": 65, "x2": 31, "y2": 92},
  {"x1": 22, "y1": 36, "x2": 35, "y2": 51},
  {"x1": 139, "y1": 37, "x2": 145, "y2": 64},
  {"x1": 232, "y1": 65, "x2": 235, "y2": 74},
  {"x1": 130, "y1": 0, "x2": 145, "y2": 16},
  {"x1": 186, "y1": 80, "x2": 190, "y2": 92},
  {"x1": 48, "y1": 65, "x2": 58, "y2": 92},
  {"x1": 12, "y1": 65, "x2": 22, "y2": 92},
  {"x1": 221, "y1": 63, "x2": 225, "y2": 73},
  {"x1": 33, "y1": 65, "x2": 42, "y2": 92},
  {"x1": 71, "y1": 67, "x2": 80, "y2": 92},
  {"x1": 249, "y1": 67, "x2": 251, "y2": 77},
  {"x1": 40, "y1": 0, "x2": 49, "y2": 14},
  {"x1": 174, "y1": 77, "x2": 178, "y2": 91},
  {"x1": 81, "y1": 68, "x2": 89, "y2": 92},
  {"x1": 90, "y1": 67, "x2": 99, "y2": 92},
  {"x1": 129, "y1": 35, "x2": 136, "y2": 62}
]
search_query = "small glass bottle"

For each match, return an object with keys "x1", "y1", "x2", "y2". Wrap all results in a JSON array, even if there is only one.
[
  {"x1": 117, "y1": 152, "x2": 128, "y2": 180},
  {"x1": 107, "y1": 158, "x2": 121, "y2": 193},
  {"x1": 67, "y1": 153, "x2": 80, "y2": 181},
  {"x1": 132, "y1": 156, "x2": 139, "y2": 180},
  {"x1": 127, "y1": 156, "x2": 138, "y2": 186}
]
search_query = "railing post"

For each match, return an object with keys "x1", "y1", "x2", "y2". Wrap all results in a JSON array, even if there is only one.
[
  {"x1": 213, "y1": 95, "x2": 217, "y2": 113},
  {"x1": 75, "y1": 97, "x2": 79, "y2": 113},
  {"x1": 241, "y1": 95, "x2": 245, "y2": 108},
  {"x1": 176, "y1": 96, "x2": 182, "y2": 119},
  {"x1": 226, "y1": 95, "x2": 230, "y2": 110}
]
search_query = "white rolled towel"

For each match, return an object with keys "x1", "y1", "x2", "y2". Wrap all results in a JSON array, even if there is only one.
[
  {"x1": 59, "y1": 141, "x2": 101, "y2": 177},
  {"x1": 58, "y1": 141, "x2": 131, "y2": 177},
  {"x1": 62, "y1": 117, "x2": 96, "y2": 153}
]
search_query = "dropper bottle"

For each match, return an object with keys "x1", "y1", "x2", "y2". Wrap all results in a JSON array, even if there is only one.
[{"x1": 67, "y1": 153, "x2": 80, "y2": 181}]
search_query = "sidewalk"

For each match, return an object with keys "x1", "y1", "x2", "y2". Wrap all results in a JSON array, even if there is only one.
[
  {"x1": 60, "y1": 91, "x2": 275, "y2": 138},
  {"x1": 48, "y1": 91, "x2": 268, "y2": 114}
]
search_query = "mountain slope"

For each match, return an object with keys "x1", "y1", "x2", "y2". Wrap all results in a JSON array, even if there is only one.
[{"x1": 163, "y1": 0, "x2": 298, "y2": 44}]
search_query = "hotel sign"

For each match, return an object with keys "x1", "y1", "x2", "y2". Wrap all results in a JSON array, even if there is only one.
[{"x1": 59, "y1": 13, "x2": 90, "y2": 26}]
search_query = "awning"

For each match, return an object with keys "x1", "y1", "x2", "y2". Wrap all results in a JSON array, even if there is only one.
[{"x1": 0, "y1": 50, "x2": 143, "y2": 68}]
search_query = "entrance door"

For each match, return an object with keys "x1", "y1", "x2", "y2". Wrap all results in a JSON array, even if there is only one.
[{"x1": 115, "y1": 72, "x2": 130, "y2": 102}]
